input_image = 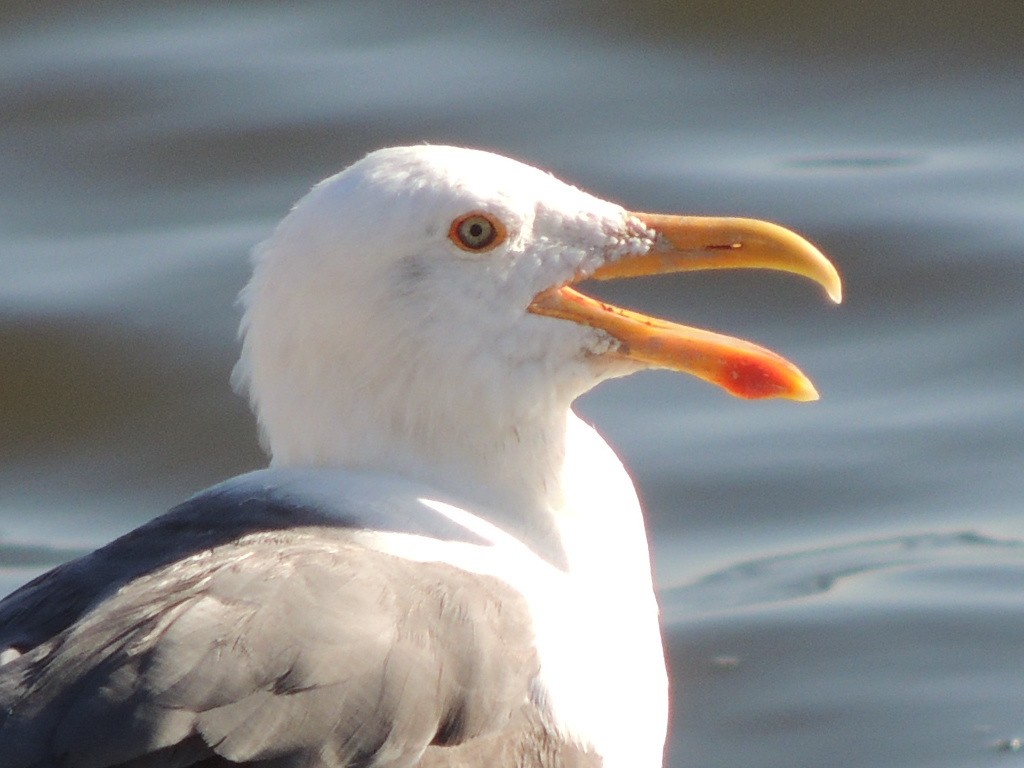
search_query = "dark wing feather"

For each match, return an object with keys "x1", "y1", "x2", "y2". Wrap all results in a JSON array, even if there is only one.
[{"x1": 0, "y1": 479, "x2": 540, "y2": 768}]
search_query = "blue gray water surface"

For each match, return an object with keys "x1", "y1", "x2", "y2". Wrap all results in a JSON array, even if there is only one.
[{"x1": 1, "y1": 2, "x2": 1023, "y2": 766}]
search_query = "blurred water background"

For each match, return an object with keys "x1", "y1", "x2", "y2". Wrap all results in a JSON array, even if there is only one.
[{"x1": 1, "y1": 2, "x2": 1022, "y2": 766}]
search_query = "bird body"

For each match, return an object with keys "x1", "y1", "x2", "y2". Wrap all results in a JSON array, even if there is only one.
[{"x1": 0, "y1": 146, "x2": 840, "y2": 767}]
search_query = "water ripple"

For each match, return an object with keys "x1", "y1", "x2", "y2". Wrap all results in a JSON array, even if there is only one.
[{"x1": 662, "y1": 531, "x2": 1024, "y2": 617}]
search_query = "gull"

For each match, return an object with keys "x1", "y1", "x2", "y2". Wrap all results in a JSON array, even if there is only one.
[{"x1": 0, "y1": 145, "x2": 841, "y2": 768}]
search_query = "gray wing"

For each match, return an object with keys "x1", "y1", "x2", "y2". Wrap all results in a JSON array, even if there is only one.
[
  {"x1": 0, "y1": 468, "x2": 488, "y2": 656},
  {"x1": 0, "y1": 472, "x2": 546, "y2": 768}
]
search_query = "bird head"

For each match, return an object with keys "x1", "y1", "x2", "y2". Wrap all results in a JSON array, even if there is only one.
[{"x1": 235, "y1": 145, "x2": 840, "y2": 470}]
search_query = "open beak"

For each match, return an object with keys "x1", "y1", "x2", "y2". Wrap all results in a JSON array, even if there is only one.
[{"x1": 528, "y1": 213, "x2": 842, "y2": 401}]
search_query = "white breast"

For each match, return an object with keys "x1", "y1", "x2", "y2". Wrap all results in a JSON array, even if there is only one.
[{"x1": 353, "y1": 413, "x2": 669, "y2": 768}]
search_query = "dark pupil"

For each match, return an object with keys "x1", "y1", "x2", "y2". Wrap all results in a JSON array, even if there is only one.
[{"x1": 462, "y1": 218, "x2": 492, "y2": 247}]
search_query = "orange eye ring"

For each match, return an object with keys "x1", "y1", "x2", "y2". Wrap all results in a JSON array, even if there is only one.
[{"x1": 449, "y1": 211, "x2": 507, "y2": 252}]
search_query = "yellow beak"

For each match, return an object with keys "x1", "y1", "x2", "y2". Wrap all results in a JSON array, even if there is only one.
[{"x1": 528, "y1": 213, "x2": 842, "y2": 401}]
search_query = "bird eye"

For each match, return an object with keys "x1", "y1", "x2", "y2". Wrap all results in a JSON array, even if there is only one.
[{"x1": 449, "y1": 212, "x2": 506, "y2": 252}]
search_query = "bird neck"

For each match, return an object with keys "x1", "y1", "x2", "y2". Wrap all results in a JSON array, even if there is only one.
[
  {"x1": 254, "y1": 364, "x2": 667, "y2": 767},
  {"x1": 259, "y1": 370, "x2": 654, "y2": 587}
]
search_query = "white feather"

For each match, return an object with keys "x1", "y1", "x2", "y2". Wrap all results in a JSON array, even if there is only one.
[{"x1": 235, "y1": 145, "x2": 667, "y2": 767}]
